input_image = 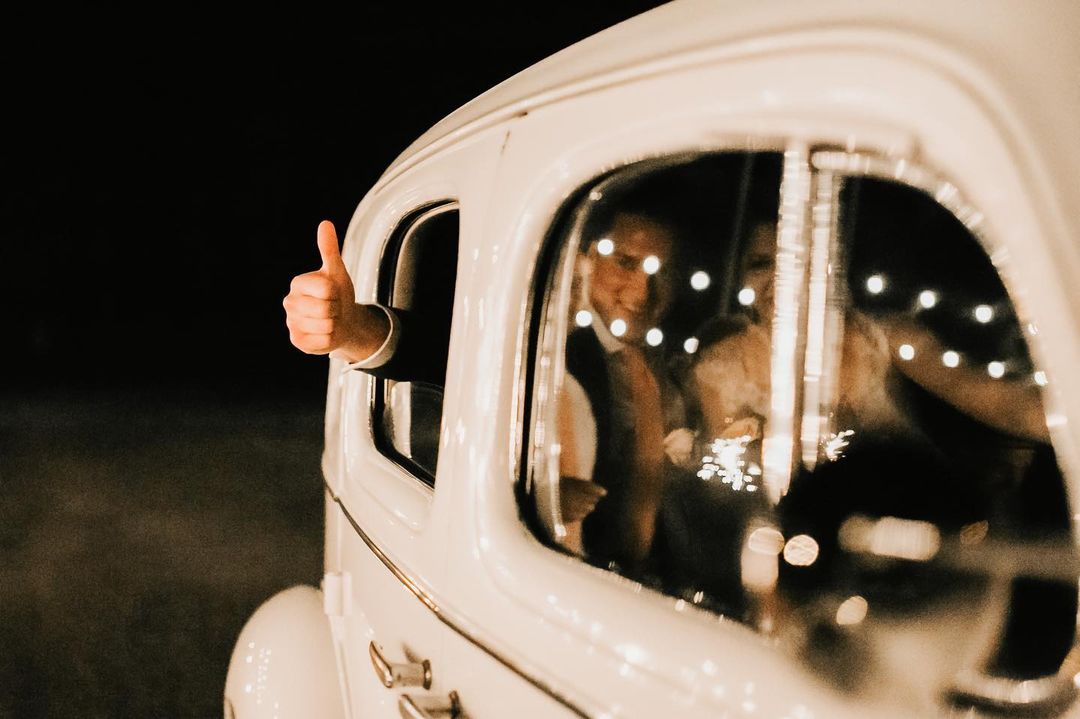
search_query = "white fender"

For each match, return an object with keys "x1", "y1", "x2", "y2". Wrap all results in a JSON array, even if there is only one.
[{"x1": 224, "y1": 585, "x2": 345, "y2": 719}]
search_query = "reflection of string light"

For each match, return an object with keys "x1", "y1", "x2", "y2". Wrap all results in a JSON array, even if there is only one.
[
  {"x1": 697, "y1": 435, "x2": 759, "y2": 492},
  {"x1": 743, "y1": 526, "x2": 783, "y2": 593},
  {"x1": 1027, "y1": 323, "x2": 1039, "y2": 336},
  {"x1": 839, "y1": 515, "x2": 941, "y2": 561},
  {"x1": 737, "y1": 287, "x2": 756, "y2": 306},
  {"x1": 974, "y1": 304, "x2": 994, "y2": 323},
  {"x1": 690, "y1": 271, "x2": 710, "y2": 290},
  {"x1": 642, "y1": 255, "x2": 661, "y2": 275},
  {"x1": 823, "y1": 429, "x2": 854, "y2": 461},
  {"x1": 783, "y1": 534, "x2": 819, "y2": 566},
  {"x1": 987, "y1": 361, "x2": 1005, "y2": 379},
  {"x1": 866, "y1": 275, "x2": 885, "y2": 294},
  {"x1": 610, "y1": 319, "x2": 627, "y2": 337},
  {"x1": 1034, "y1": 371, "x2": 1049, "y2": 387},
  {"x1": 645, "y1": 328, "x2": 663, "y2": 347},
  {"x1": 575, "y1": 310, "x2": 593, "y2": 327},
  {"x1": 942, "y1": 350, "x2": 960, "y2": 368},
  {"x1": 918, "y1": 290, "x2": 938, "y2": 309},
  {"x1": 597, "y1": 238, "x2": 614, "y2": 256},
  {"x1": 960, "y1": 520, "x2": 989, "y2": 546},
  {"x1": 835, "y1": 596, "x2": 868, "y2": 626},
  {"x1": 589, "y1": 190, "x2": 603, "y2": 202},
  {"x1": 898, "y1": 344, "x2": 915, "y2": 361},
  {"x1": 683, "y1": 337, "x2": 699, "y2": 354},
  {"x1": 748, "y1": 527, "x2": 785, "y2": 555}
]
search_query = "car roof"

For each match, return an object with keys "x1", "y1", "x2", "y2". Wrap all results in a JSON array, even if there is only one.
[{"x1": 377, "y1": 0, "x2": 1079, "y2": 201}]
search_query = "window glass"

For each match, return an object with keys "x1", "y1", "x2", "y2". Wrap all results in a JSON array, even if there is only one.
[
  {"x1": 526, "y1": 152, "x2": 783, "y2": 619},
  {"x1": 778, "y1": 176, "x2": 1075, "y2": 707},
  {"x1": 375, "y1": 204, "x2": 458, "y2": 483},
  {"x1": 525, "y1": 154, "x2": 1076, "y2": 713}
]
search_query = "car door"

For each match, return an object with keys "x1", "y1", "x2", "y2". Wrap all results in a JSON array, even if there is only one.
[
  {"x1": 433, "y1": 44, "x2": 1080, "y2": 719},
  {"x1": 321, "y1": 127, "x2": 506, "y2": 719}
]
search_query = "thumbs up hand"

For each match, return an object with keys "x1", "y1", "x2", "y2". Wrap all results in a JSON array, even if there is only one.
[{"x1": 284, "y1": 221, "x2": 390, "y2": 362}]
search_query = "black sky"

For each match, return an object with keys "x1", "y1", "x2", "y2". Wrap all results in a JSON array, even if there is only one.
[{"x1": 1, "y1": 4, "x2": 668, "y2": 397}]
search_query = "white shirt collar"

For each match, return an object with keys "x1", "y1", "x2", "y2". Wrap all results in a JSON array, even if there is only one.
[{"x1": 586, "y1": 303, "x2": 626, "y2": 355}]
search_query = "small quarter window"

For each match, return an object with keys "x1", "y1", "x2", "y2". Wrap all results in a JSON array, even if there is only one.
[{"x1": 374, "y1": 203, "x2": 459, "y2": 483}]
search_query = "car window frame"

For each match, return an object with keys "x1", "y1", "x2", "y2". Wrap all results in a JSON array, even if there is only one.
[{"x1": 371, "y1": 199, "x2": 460, "y2": 487}]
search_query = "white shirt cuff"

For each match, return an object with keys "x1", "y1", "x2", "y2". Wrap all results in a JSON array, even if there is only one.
[{"x1": 342, "y1": 304, "x2": 399, "y2": 370}]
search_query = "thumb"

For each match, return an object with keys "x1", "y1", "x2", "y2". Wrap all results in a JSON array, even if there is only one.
[{"x1": 317, "y1": 220, "x2": 345, "y2": 275}]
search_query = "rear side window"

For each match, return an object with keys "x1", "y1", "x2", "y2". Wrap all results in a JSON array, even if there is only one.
[{"x1": 374, "y1": 203, "x2": 459, "y2": 484}]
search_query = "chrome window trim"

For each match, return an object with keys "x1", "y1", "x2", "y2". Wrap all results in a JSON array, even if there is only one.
[
  {"x1": 799, "y1": 169, "x2": 843, "y2": 468},
  {"x1": 762, "y1": 143, "x2": 812, "y2": 504},
  {"x1": 325, "y1": 482, "x2": 590, "y2": 719},
  {"x1": 808, "y1": 149, "x2": 1077, "y2": 494},
  {"x1": 368, "y1": 201, "x2": 460, "y2": 487}
]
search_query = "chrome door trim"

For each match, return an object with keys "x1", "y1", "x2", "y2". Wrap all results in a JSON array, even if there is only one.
[{"x1": 325, "y1": 483, "x2": 590, "y2": 718}]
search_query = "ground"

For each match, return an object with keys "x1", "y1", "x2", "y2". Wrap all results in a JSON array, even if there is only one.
[{"x1": 0, "y1": 391, "x2": 324, "y2": 718}]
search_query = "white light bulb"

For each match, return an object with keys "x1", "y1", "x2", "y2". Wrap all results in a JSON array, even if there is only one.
[
  {"x1": 597, "y1": 238, "x2": 614, "y2": 256},
  {"x1": 942, "y1": 350, "x2": 960, "y2": 368},
  {"x1": 610, "y1": 319, "x2": 627, "y2": 337},
  {"x1": 575, "y1": 310, "x2": 593, "y2": 328},
  {"x1": 646, "y1": 328, "x2": 663, "y2": 346},
  {"x1": 642, "y1": 255, "x2": 661, "y2": 275},
  {"x1": 898, "y1": 344, "x2": 915, "y2": 361},
  {"x1": 737, "y1": 287, "x2": 756, "y2": 306},
  {"x1": 974, "y1": 304, "x2": 994, "y2": 323},
  {"x1": 690, "y1": 271, "x2": 710, "y2": 291},
  {"x1": 866, "y1": 275, "x2": 885, "y2": 294},
  {"x1": 683, "y1": 337, "x2": 699, "y2": 354},
  {"x1": 918, "y1": 290, "x2": 938, "y2": 309},
  {"x1": 987, "y1": 361, "x2": 1005, "y2": 379}
]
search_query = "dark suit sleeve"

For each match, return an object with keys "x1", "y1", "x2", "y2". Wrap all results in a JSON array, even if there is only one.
[{"x1": 359, "y1": 306, "x2": 451, "y2": 387}]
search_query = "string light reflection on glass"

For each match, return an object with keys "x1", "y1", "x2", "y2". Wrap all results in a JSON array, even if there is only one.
[
  {"x1": 1035, "y1": 371, "x2": 1049, "y2": 387},
  {"x1": 783, "y1": 534, "x2": 819, "y2": 566},
  {"x1": 835, "y1": 596, "x2": 869, "y2": 626},
  {"x1": 690, "y1": 271, "x2": 710, "y2": 290}
]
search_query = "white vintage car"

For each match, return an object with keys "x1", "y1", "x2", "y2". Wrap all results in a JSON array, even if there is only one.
[{"x1": 225, "y1": 1, "x2": 1080, "y2": 717}]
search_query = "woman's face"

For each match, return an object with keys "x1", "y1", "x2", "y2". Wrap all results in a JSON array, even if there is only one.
[{"x1": 739, "y1": 222, "x2": 777, "y2": 326}]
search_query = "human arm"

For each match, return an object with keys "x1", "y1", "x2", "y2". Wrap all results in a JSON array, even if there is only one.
[
  {"x1": 880, "y1": 316, "x2": 1049, "y2": 442},
  {"x1": 283, "y1": 221, "x2": 391, "y2": 363},
  {"x1": 283, "y1": 221, "x2": 448, "y2": 384}
]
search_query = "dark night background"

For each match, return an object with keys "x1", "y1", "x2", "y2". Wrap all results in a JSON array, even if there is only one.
[{"x1": 0, "y1": 4, "x2": 667, "y2": 717}]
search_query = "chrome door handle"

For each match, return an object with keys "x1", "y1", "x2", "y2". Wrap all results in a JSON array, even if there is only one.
[
  {"x1": 399, "y1": 690, "x2": 465, "y2": 719},
  {"x1": 369, "y1": 641, "x2": 432, "y2": 689}
]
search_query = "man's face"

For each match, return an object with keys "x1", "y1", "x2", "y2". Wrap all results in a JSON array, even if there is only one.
[{"x1": 588, "y1": 213, "x2": 677, "y2": 345}]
